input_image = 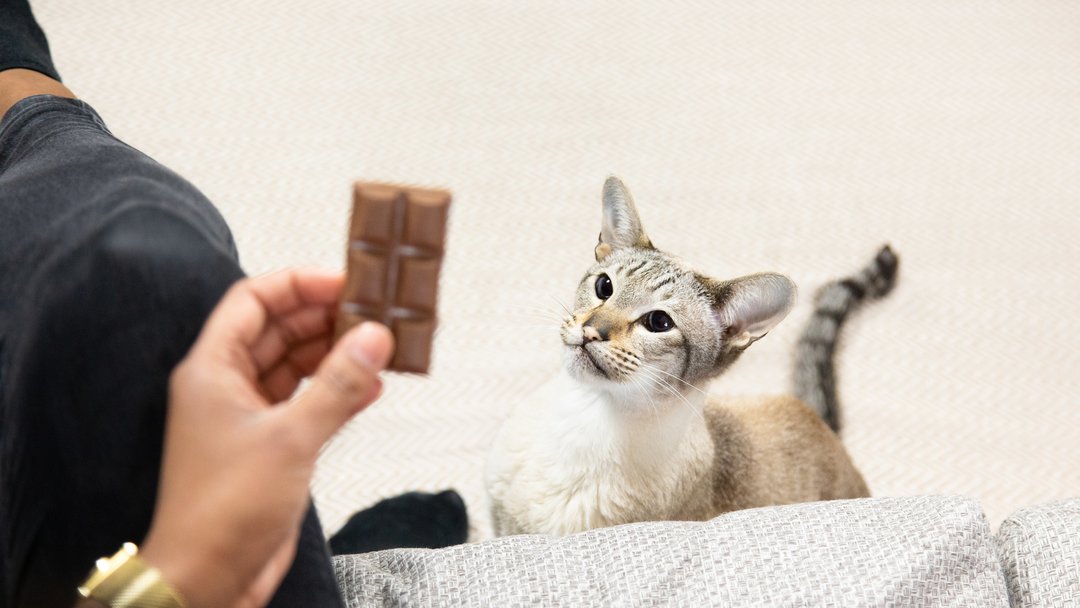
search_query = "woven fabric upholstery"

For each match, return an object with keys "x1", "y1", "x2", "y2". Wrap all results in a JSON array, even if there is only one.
[
  {"x1": 334, "y1": 495, "x2": 1008, "y2": 607},
  {"x1": 995, "y1": 498, "x2": 1080, "y2": 608}
]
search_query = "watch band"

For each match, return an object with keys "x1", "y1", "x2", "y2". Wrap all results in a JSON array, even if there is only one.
[{"x1": 78, "y1": 542, "x2": 187, "y2": 608}]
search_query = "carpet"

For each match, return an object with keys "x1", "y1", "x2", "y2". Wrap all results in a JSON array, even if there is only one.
[{"x1": 36, "y1": 0, "x2": 1080, "y2": 539}]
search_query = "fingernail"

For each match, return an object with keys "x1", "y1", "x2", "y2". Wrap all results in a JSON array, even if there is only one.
[{"x1": 345, "y1": 322, "x2": 388, "y2": 370}]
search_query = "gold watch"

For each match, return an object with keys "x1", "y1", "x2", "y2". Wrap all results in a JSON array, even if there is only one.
[{"x1": 78, "y1": 542, "x2": 187, "y2": 608}]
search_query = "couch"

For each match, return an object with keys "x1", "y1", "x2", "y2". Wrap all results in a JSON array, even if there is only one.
[{"x1": 334, "y1": 495, "x2": 1079, "y2": 607}]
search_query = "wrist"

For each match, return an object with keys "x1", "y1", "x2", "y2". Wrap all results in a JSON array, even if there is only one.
[
  {"x1": 77, "y1": 542, "x2": 187, "y2": 608},
  {"x1": 140, "y1": 530, "x2": 225, "y2": 608}
]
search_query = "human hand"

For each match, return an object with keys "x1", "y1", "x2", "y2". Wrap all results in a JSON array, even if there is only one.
[{"x1": 139, "y1": 269, "x2": 394, "y2": 608}]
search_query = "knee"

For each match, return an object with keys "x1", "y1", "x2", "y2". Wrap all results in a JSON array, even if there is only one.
[
  {"x1": 91, "y1": 202, "x2": 239, "y2": 283},
  {"x1": 11, "y1": 203, "x2": 244, "y2": 361},
  {"x1": 68, "y1": 203, "x2": 244, "y2": 318}
]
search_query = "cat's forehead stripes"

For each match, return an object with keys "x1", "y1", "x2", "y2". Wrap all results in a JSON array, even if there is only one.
[
  {"x1": 625, "y1": 260, "x2": 648, "y2": 276},
  {"x1": 646, "y1": 275, "x2": 677, "y2": 291},
  {"x1": 602, "y1": 248, "x2": 685, "y2": 280},
  {"x1": 585, "y1": 248, "x2": 710, "y2": 309}
]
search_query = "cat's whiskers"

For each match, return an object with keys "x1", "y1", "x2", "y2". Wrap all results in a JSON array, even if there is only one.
[
  {"x1": 599, "y1": 347, "x2": 669, "y2": 421},
  {"x1": 510, "y1": 309, "x2": 565, "y2": 321},
  {"x1": 639, "y1": 369, "x2": 708, "y2": 425},
  {"x1": 627, "y1": 375, "x2": 659, "y2": 418},
  {"x1": 641, "y1": 379, "x2": 666, "y2": 424},
  {"x1": 595, "y1": 347, "x2": 635, "y2": 383},
  {"x1": 547, "y1": 294, "x2": 574, "y2": 318},
  {"x1": 638, "y1": 371, "x2": 688, "y2": 416},
  {"x1": 513, "y1": 301, "x2": 571, "y2": 320},
  {"x1": 503, "y1": 311, "x2": 566, "y2": 327},
  {"x1": 635, "y1": 361, "x2": 710, "y2": 398},
  {"x1": 636, "y1": 367, "x2": 706, "y2": 424},
  {"x1": 608, "y1": 346, "x2": 644, "y2": 371}
]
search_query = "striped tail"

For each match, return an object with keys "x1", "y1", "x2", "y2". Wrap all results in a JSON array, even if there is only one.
[{"x1": 793, "y1": 245, "x2": 899, "y2": 433}]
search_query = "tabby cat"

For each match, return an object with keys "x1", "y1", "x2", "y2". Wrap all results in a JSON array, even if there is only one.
[{"x1": 485, "y1": 177, "x2": 897, "y2": 536}]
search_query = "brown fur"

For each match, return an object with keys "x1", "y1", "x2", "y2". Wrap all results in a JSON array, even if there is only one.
[{"x1": 705, "y1": 396, "x2": 869, "y2": 516}]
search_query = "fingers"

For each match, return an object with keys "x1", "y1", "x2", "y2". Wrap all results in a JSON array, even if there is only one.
[
  {"x1": 249, "y1": 305, "x2": 336, "y2": 373},
  {"x1": 246, "y1": 268, "x2": 344, "y2": 318},
  {"x1": 194, "y1": 269, "x2": 344, "y2": 376},
  {"x1": 277, "y1": 322, "x2": 394, "y2": 452},
  {"x1": 258, "y1": 335, "x2": 334, "y2": 402}
]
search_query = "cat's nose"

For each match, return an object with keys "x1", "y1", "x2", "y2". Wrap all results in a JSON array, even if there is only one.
[
  {"x1": 582, "y1": 326, "x2": 603, "y2": 342},
  {"x1": 582, "y1": 319, "x2": 609, "y2": 342}
]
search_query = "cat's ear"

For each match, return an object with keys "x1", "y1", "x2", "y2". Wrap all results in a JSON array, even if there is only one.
[
  {"x1": 712, "y1": 273, "x2": 796, "y2": 349},
  {"x1": 596, "y1": 176, "x2": 652, "y2": 261}
]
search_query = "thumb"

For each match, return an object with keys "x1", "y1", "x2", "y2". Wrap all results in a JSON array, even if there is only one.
[{"x1": 281, "y1": 322, "x2": 395, "y2": 450}]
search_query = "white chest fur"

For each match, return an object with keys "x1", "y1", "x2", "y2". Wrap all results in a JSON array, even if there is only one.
[{"x1": 485, "y1": 372, "x2": 713, "y2": 536}]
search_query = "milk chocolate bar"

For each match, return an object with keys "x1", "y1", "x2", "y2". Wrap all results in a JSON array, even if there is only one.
[{"x1": 336, "y1": 182, "x2": 451, "y2": 373}]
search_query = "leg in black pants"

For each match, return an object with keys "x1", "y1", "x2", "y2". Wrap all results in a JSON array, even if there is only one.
[
  {"x1": 0, "y1": 102, "x2": 345, "y2": 608},
  {"x1": 0, "y1": 7, "x2": 344, "y2": 606}
]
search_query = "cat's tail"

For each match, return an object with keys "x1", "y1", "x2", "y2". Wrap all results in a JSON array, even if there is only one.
[{"x1": 793, "y1": 245, "x2": 899, "y2": 434}]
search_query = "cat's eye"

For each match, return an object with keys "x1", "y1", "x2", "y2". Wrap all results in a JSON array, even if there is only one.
[
  {"x1": 595, "y1": 274, "x2": 614, "y2": 299},
  {"x1": 643, "y1": 310, "x2": 675, "y2": 332}
]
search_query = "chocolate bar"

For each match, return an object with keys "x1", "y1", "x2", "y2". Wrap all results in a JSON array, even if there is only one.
[{"x1": 336, "y1": 182, "x2": 451, "y2": 373}]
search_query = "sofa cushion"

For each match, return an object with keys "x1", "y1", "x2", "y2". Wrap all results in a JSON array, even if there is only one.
[
  {"x1": 334, "y1": 495, "x2": 1007, "y2": 606},
  {"x1": 995, "y1": 498, "x2": 1080, "y2": 608}
]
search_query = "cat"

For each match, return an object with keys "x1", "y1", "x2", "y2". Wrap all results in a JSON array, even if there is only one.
[{"x1": 485, "y1": 176, "x2": 897, "y2": 537}]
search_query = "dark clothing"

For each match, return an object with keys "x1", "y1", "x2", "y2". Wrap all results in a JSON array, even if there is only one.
[
  {"x1": 0, "y1": 0, "x2": 61, "y2": 81},
  {"x1": 0, "y1": 96, "x2": 345, "y2": 607}
]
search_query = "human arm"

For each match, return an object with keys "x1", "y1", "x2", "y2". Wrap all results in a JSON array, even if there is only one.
[{"x1": 133, "y1": 269, "x2": 392, "y2": 608}]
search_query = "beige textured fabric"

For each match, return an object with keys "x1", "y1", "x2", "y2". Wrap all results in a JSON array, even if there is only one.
[
  {"x1": 334, "y1": 496, "x2": 1009, "y2": 606},
  {"x1": 36, "y1": 1, "x2": 1080, "y2": 540},
  {"x1": 996, "y1": 498, "x2": 1080, "y2": 607}
]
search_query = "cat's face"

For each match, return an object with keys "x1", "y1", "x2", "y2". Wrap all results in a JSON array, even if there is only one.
[
  {"x1": 560, "y1": 177, "x2": 796, "y2": 402},
  {"x1": 560, "y1": 248, "x2": 722, "y2": 394}
]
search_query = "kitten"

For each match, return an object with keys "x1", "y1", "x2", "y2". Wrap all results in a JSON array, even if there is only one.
[{"x1": 485, "y1": 177, "x2": 897, "y2": 536}]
